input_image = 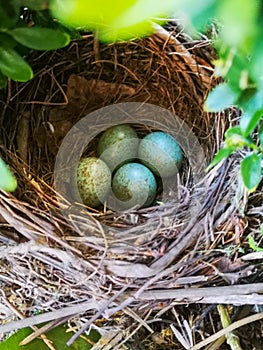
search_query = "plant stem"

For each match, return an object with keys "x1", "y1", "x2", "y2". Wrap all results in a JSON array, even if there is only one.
[{"x1": 217, "y1": 304, "x2": 243, "y2": 350}]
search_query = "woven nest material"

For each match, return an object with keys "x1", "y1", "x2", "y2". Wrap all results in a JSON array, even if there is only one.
[{"x1": 0, "y1": 25, "x2": 263, "y2": 349}]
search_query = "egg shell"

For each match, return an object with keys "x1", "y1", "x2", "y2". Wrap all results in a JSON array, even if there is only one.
[
  {"x1": 138, "y1": 131, "x2": 182, "y2": 177},
  {"x1": 97, "y1": 124, "x2": 139, "y2": 171},
  {"x1": 77, "y1": 157, "x2": 111, "y2": 208},
  {"x1": 112, "y1": 162, "x2": 157, "y2": 209}
]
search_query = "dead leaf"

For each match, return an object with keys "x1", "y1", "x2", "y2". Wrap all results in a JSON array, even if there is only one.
[{"x1": 36, "y1": 75, "x2": 136, "y2": 155}]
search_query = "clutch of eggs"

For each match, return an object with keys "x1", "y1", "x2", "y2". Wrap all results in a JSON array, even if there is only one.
[{"x1": 77, "y1": 124, "x2": 182, "y2": 209}]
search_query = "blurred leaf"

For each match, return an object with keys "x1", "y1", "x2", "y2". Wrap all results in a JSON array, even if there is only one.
[
  {"x1": 206, "y1": 147, "x2": 234, "y2": 171},
  {"x1": 241, "y1": 153, "x2": 262, "y2": 190},
  {"x1": 9, "y1": 27, "x2": 70, "y2": 50},
  {"x1": 225, "y1": 134, "x2": 247, "y2": 149},
  {"x1": 237, "y1": 87, "x2": 257, "y2": 105},
  {"x1": 259, "y1": 123, "x2": 263, "y2": 147},
  {"x1": 204, "y1": 83, "x2": 237, "y2": 112},
  {"x1": 0, "y1": 157, "x2": 17, "y2": 192},
  {"x1": 50, "y1": 0, "x2": 175, "y2": 41},
  {"x1": 239, "y1": 90, "x2": 263, "y2": 136},
  {"x1": 0, "y1": 46, "x2": 33, "y2": 82},
  {"x1": 225, "y1": 126, "x2": 253, "y2": 148},
  {"x1": 171, "y1": 0, "x2": 217, "y2": 33},
  {"x1": 214, "y1": 47, "x2": 252, "y2": 91},
  {"x1": 0, "y1": 324, "x2": 100, "y2": 350},
  {"x1": 250, "y1": 28, "x2": 263, "y2": 87},
  {"x1": 0, "y1": 32, "x2": 17, "y2": 48},
  {"x1": 21, "y1": 0, "x2": 49, "y2": 10},
  {"x1": 225, "y1": 126, "x2": 243, "y2": 138},
  {"x1": 0, "y1": 0, "x2": 20, "y2": 29},
  {"x1": 240, "y1": 110, "x2": 263, "y2": 137},
  {"x1": 30, "y1": 9, "x2": 56, "y2": 27},
  {"x1": 226, "y1": 55, "x2": 252, "y2": 91},
  {"x1": 187, "y1": 0, "x2": 217, "y2": 30},
  {"x1": 217, "y1": 0, "x2": 259, "y2": 52}
]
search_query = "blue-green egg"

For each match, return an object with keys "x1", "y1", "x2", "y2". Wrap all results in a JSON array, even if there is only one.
[
  {"x1": 77, "y1": 157, "x2": 111, "y2": 208},
  {"x1": 112, "y1": 163, "x2": 157, "y2": 209},
  {"x1": 97, "y1": 124, "x2": 139, "y2": 171},
  {"x1": 138, "y1": 131, "x2": 182, "y2": 177}
]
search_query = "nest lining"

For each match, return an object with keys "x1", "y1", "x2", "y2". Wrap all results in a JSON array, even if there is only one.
[{"x1": 0, "y1": 25, "x2": 262, "y2": 349}]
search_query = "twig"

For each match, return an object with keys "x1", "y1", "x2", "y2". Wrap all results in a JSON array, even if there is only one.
[
  {"x1": 66, "y1": 285, "x2": 129, "y2": 346},
  {"x1": 190, "y1": 312, "x2": 263, "y2": 350},
  {"x1": 204, "y1": 337, "x2": 226, "y2": 350},
  {"x1": 217, "y1": 305, "x2": 243, "y2": 350},
  {"x1": 0, "y1": 300, "x2": 101, "y2": 334},
  {"x1": 153, "y1": 23, "x2": 212, "y2": 88},
  {"x1": 19, "y1": 318, "x2": 69, "y2": 346},
  {"x1": 2, "y1": 295, "x2": 56, "y2": 350},
  {"x1": 138, "y1": 283, "x2": 263, "y2": 305}
]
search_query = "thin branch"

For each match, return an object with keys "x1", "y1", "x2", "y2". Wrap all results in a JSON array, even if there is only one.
[{"x1": 190, "y1": 312, "x2": 263, "y2": 350}]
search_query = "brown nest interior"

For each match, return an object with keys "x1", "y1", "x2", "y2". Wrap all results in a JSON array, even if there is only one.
[{"x1": 0, "y1": 25, "x2": 263, "y2": 349}]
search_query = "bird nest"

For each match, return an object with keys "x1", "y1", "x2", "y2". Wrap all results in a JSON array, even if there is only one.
[{"x1": 1, "y1": 24, "x2": 263, "y2": 349}]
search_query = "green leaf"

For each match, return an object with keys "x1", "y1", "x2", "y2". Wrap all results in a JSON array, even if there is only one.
[
  {"x1": 204, "y1": 83, "x2": 237, "y2": 112},
  {"x1": 225, "y1": 126, "x2": 249, "y2": 148},
  {"x1": 241, "y1": 153, "x2": 262, "y2": 191},
  {"x1": 50, "y1": 0, "x2": 175, "y2": 41},
  {"x1": 0, "y1": 324, "x2": 100, "y2": 350},
  {"x1": 250, "y1": 37, "x2": 263, "y2": 87},
  {"x1": 238, "y1": 89, "x2": 263, "y2": 136},
  {"x1": 217, "y1": 0, "x2": 259, "y2": 52},
  {"x1": 259, "y1": 122, "x2": 263, "y2": 147},
  {"x1": 0, "y1": 71, "x2": 7, "y2": 89},
  {"x1": 0, "y1": 0, "x2": 20, "y2": 29},
  {"x1": 225, "y1": 126, "x2": 243, "y2": 138},
  {"x1": 0, "y1": 46, "x2": 33, "y2": 82},
  {"x1": 8, "y1": 27, "x2": 70, "y2": 51},
  {"x1": 190, "y1": 1, "x2": 217, "y2": 31},
  {"x1": 0, "y1": 158, "x2": 17, "y2": 192},
  {"x1": 214, "y1": 47, "x2": 252, "y2": 92},
  {"x1": 0, "y1": 32, "x2": 17, "y2": 49},
  {"x1": 240, "y1": 110, "x2": 263, "y2": 137},
  {"x1": 206, "y1": 147, "x2": 234, "y2": 171},
  {"x1": 248, "y1": 235, "x2": 263, "y2": 252}
]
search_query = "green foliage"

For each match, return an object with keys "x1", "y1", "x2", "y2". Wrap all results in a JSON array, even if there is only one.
[
  {"x1": 0, "y1": 157, "x2": 17, "y2": 192},
  {"x1": 207, "y1": 124, "x2": 262, "y2": 190},
  {"x1": 206, "y1": 147, "x2": 234, "y2": 171},
  {"x1": 190, "y1": 0, "x2": 263, "y2": 190},
  {"x1": 248, "y1": 225, "x2": 263, "y2": 252},
  {"x1": 50, "y1": 0, "x2": 174, "y2": 42},
  {"x1": 204, "y1": 83, "x2": 237, "y2": 112},
  {"x1": 0, "y1": 0, "x2": 20, "y2": 30},
  {"x1": 0, "y1": 1, "x2": 70, "y2": 87},
  {"x1": 0, "y1": 324, "x2": 100, "y2": 350},
  {"x1": 241, "y1": 153, "x2": 262, "y2": 191},
  {"x1": 0, "y1": 46, "x2": 33, "y2": 82},
  {"x1": 9, "y1": 27, "x2": 70, "y2": 50}
]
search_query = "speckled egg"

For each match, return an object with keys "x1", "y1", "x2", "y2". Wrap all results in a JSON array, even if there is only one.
[
  {"x1": 97, "y1": 124, "x2": 139, "y2": 171},
  {"x1": 112, "y1": 163, "x2": 157, "y2": 209},
  {"x1": 77, "y1": 157, "x2": 111, "y2": 208},
  {"x1": 138, "y1": 131, "x2": 182, "y2": 177}
]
